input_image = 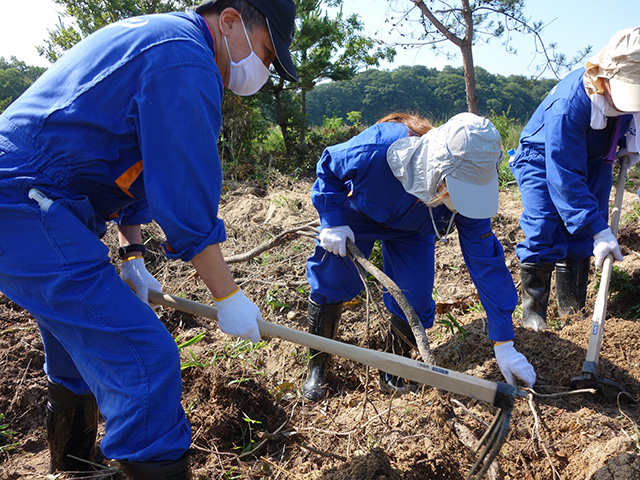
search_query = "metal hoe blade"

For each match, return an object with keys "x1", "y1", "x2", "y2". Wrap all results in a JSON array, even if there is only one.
[
  {"x1": 466, "y1": 393, "x2": 515, "y2": 480},
  {"x1": 570, "y1": 368, "x2": 631, "y2": 401}
]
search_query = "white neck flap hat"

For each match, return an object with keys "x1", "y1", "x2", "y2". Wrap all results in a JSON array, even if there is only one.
[
  {"x1": 584, "y1": 26, "x2": 640, "y2": 113},
  {"x1": 387, "y1": 112, "x2": 503, "y2": 219}
]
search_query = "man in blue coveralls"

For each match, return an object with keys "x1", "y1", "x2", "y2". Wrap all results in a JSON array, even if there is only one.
[
  {"x1": 510, "y1": 27, "x2": 640, "y2": 331},
  {"x1": 0, "y1": 0, "x2": 297, "y2": 478},
  {"x1": 302, "y1": 112, "x2": 536, "y2": 401}
]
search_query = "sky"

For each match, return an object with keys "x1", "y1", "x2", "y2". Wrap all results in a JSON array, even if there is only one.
[{"x1": 1, "y1": 0, "x2": 639, "y2": 80}]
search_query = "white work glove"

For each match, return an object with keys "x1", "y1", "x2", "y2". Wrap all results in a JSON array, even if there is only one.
[
  {"x1": 593, "y1": 227, "x2": 623, "y2": 270},
  {"x1": 120, "y1": 257, "x2": 162, "y2": 309},
  {"x1": 494, "y1": 341, "x2": 536, "y2": 388},
  {"x1": 215, "y1": 288, "x2": 262, "y2": 343},
  {"x1": 318, "y1": 225, "x2": 355, "y2": 257}
]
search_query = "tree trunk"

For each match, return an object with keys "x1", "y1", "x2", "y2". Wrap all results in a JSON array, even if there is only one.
[
  {"x1": 298, "y1": 89, "x2": 307, "y2": 146},
  {"x1": 460, "y1": 0, "x2": 479, "y2": 114},
  {"x1": 273, "y1": 85, "x2": 293, "y2": 154},
  {"x1": 460, "y1": 42, "x2": 479, "y2": 114},
  {"x1": 414, "y1": 0, "x2": 479, "y2": 114}
]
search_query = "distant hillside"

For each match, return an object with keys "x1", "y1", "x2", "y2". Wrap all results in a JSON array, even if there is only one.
[
  {"x1": 306, "y1": 64, "x2": 558, "y2": 125},
  {"x1": 0, "y1": 57, "x2": 46, "y2": 113}
]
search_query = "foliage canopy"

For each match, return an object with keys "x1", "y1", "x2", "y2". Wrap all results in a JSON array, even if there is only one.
[{"x1": 305, "y1": 64, "x2": 557, "y2": 126}]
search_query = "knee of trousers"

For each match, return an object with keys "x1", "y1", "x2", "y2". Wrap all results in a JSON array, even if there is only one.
[{"x1": 98, "y1": 346, "x2": 190, "y2": 462}]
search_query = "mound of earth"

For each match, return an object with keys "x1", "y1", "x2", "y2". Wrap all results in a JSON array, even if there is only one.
[{"x1": 1, "y1": 173, "x2": 639, "y2": 480}]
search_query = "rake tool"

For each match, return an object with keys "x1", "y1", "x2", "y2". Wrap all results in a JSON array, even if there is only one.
[
  {"x1": 148, "y1": 289, "x2": 525, "y2": 480},
  {"x1": 569, "y1": 155, "x2": 632, "y2": 399}
]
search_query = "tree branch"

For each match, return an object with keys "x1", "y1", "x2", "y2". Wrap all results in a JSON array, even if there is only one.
[
  {"x1": 413, "y1": 0, "x2": 463, "y2": 48},
  {"x1": 346, "y1": 239, "x2": 434, "y2": 365},
  {"x1": 207, "y1": 221, "x2": 435, "y2": 365}
]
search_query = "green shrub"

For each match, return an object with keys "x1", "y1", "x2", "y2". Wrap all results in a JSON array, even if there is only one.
[{"x1": 489, "y1": 110, "x2": 523, "y2": 187}]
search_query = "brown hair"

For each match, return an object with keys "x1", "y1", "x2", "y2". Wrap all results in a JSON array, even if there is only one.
[{"x1": 376, "y1": 113, "x2": 434, "y2": 136}]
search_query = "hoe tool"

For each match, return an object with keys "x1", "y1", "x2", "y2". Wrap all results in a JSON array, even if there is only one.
[
  {"x1": 148, "y1": 289, "x2": 525, "y2": 480},
  {"x1": 569, "y1": 155, "x2": 631, "y2": 399}
]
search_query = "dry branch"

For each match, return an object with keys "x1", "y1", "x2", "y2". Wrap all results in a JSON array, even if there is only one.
[
  {"x1": 213, "y1": 221, "x2": 435, "y2": 365},
  {"x1": 346, "y1": 240, "x2": 434, "y2": 365},
  {"x1": 225, "y1": 221, "x2": 318, "y2": 264}
]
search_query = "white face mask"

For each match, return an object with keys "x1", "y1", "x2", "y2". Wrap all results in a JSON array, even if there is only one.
[{"x1": 223, "y1": 17, "x2": 270, "y2": 96}]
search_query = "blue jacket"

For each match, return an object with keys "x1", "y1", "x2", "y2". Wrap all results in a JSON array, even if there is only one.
[
  {"x1": 0, "y1": 11, "x2": 225, "y2": 261},
  {"x1": 515, "y1": 67, "x2": 631, "y2": 237},
  {"x1": 312, "y1": 122, "x2": 518, "y2": 340}
]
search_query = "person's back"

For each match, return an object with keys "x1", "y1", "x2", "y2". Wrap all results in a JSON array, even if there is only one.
[
  {"x1": 509, "y1": 27, "x2": 640, "y2": 331},
  {"x1": 0, "y1": 11, "x2": 222, "y2": 232},
  {"x1": 517, "y1": 67, "x2": 630, "y2": 166}
]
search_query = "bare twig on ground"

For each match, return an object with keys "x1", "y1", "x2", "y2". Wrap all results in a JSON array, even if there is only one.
[
  {"x1": 295, "y1": 442, "x2": 348, "y2": 462},
  {"x1": 260, "y1": 456, "x2": 304, "y2": 479},
  {"x1": 225, "y1": 222, "x2": 319, "y2": 264},
  {"x1": 527, "y1": 393, "x2": 564, "y2": 480},
  {"x1": 451, "y1": 398, "x2": 490, "y2": 427},
  {"x1": 617, "y1": 393, "x2": 640, "y2": 447},
  {"x1": 298, "y1": 398, "x2": 424, "y2": 438},
  {"x1": 237, "y1": 420, "x2": 289, "y2": 459},
  {"x1": 8, "y1": 358, "x2": 31, "y2": 415},
  {"x1": 526, "y1": 387, "x2": 597, "y2": 398},
  {"x1": 352, "y1": 257, "x2": 378, "y2": 424}
]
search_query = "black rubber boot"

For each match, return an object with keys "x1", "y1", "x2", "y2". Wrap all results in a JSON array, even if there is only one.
[
  {"x1": 555, "y1": 258, "x2": 590, "y2": 318},
  {"x1": 302, "y1": 300, "x2": 343, "y2": 401},
  {"x1": 47, "y1": 379, "x2": 99, "y2": 474},
  {"x1": 118, "y1": 451, "x2": 192, "y2": 480},
  {"x1": 379, "y1": 315, "x2": 418, "y2": 395},
  {"x1": 520, "y1": 262, "x2": 555, "y2": 331}
]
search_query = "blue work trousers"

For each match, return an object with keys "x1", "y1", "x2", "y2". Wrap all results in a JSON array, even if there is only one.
[
  {"x1": 0, "y1": 192, "x2": 191, "y2": 462},
  {"x1": 510, "y1": 154, "x2": 612, "y2": 263},
  {"x1": 307, "y1": 205, "x2": 436, "y2": 328}
]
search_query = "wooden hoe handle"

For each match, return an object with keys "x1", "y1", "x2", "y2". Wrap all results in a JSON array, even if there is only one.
[{"x1": 148, "y1": 289, "x2": 524, "y2": 408}]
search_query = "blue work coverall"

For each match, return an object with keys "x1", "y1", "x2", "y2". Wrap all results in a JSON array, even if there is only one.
[
  {"x1": 0, "y1": 12, "x2": 226, "y2": 462},
  {"x1": 307, "y1": 123, "x2": 518, "y2": 342},
  {"x1": 510, "y1": 68, "x2": 631, "y2": 263}
]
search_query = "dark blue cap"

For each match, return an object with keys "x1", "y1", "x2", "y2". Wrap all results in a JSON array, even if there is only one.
[{"x1": 195, "y1": 0, "x2": 298, "y2": 82}]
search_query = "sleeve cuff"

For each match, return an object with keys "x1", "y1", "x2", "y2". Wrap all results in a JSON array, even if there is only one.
[{"x1": 162, "y1": 223, "x2": 227, "y2": 262}]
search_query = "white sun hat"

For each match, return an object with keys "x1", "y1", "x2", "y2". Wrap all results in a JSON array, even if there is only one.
[
  {"x1": 584, "y1": 27, "x2": 640, "y2": 112},
  {"x1": 387, "y1": 112, "x2": 503, "y2": 219}
]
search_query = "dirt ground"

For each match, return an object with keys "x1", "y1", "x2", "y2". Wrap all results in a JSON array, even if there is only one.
[{"x1": 1, "y1": 172, "x2": 640, "y2": 480}]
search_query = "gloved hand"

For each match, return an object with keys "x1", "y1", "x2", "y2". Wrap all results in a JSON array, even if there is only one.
[
  {"x1": 593, "y1": 227, "x2": 623, "y2": 270},
  {"x1": 616, "y1": 147, "x2": 640, "y2": 166},
  {"x1": 120, "y1": 257, "x2": 162, "y2": 309},
  {"x1": 319, "y1": 225, "x2": 355, "y2": 257},
  {"x1": 215, "y1": 288, "x2": 262, "y2": 343},
  {"x1": 494, "y1": 341, "x2": 536, "y2": 388}
]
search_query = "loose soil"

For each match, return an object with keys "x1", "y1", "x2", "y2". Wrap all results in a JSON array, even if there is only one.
[{"x1": 1, "y1": 174, "x2": 640, "y2": 480}]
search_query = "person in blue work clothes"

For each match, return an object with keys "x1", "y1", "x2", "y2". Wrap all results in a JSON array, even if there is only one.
[
  {"x1": 302, "y1": 112, "x2": 536, "y2": 401},
  {"x1": 0, "y1": 0, "x2": 297, "y2": 478},
  {"x1": 510, "y1": 27, "x2": 640, "y2": 331}
]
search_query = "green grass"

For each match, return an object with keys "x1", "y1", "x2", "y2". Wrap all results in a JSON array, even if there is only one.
[
  {"x1": 0, "y1": 413, "x2": 18, "y2": 453},
  {"x1": 435, "y1": 312, "x2": 470, "y2": 342},
  {"x1": 175, "y1": 334, "x2": 268, "y2": 371}
]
